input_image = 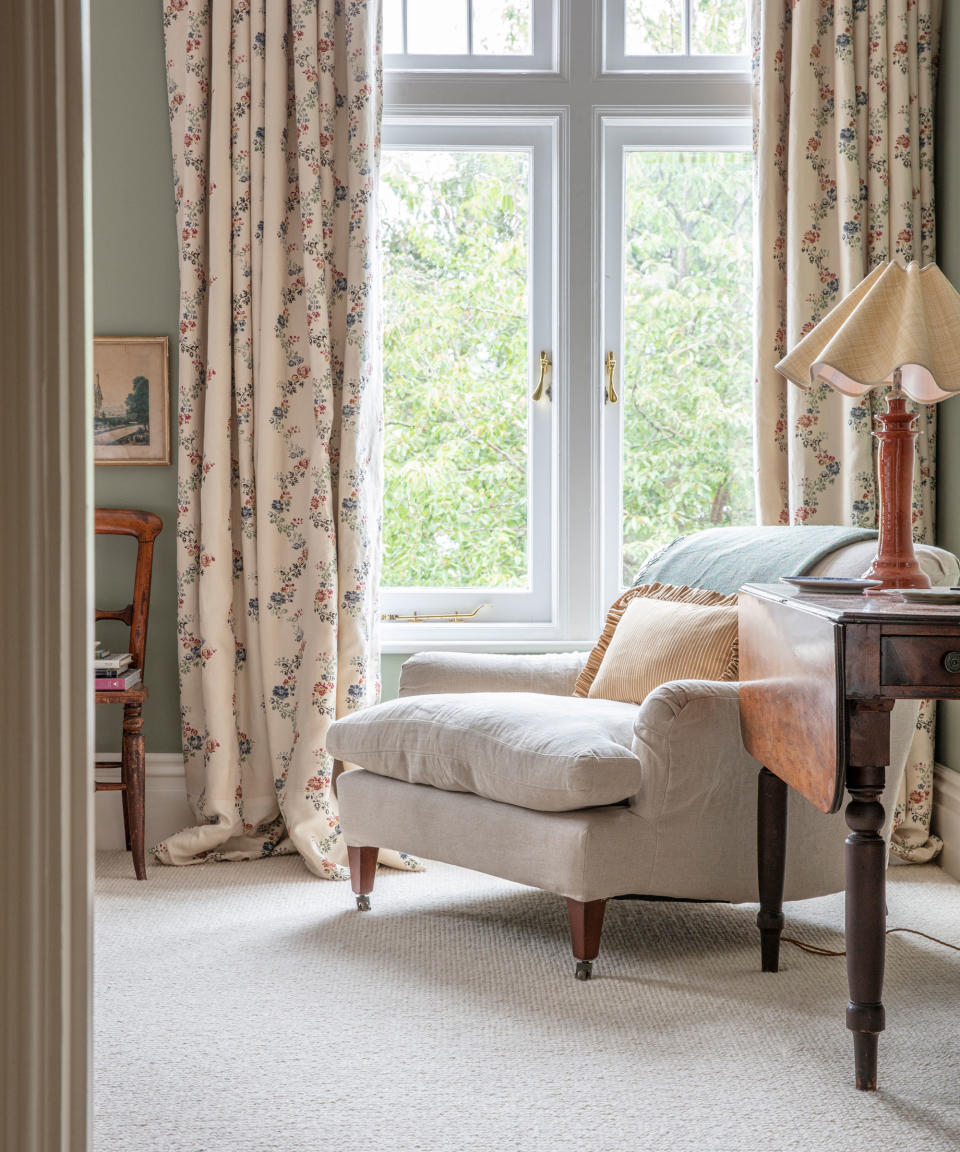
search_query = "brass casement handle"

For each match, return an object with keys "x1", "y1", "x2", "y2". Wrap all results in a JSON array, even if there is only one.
[
  {"x1": 604, "y1": 351, "x2": 618, "y2": 404},
  {"x1": 532, "y1": 350, "x2": 551, "y2": 402}
]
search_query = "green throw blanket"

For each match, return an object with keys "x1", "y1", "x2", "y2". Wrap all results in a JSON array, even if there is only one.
[{"x1": 632, "y1": 525, "x2": 878, "y2": 596}]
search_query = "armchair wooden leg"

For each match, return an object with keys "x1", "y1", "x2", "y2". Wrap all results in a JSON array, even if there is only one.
[
  {"x1": 757, "y1": 766, "x2": 788, "y2": 972},
  {"x1": 122, "y1": 702, "x2": 146, "y2": 880},
  {"x1": 347, "y1": 845, "x2": 379, "y2": 911},
  {"x1": 565, "y1": 897, "x2": 607, "y2": 981}
]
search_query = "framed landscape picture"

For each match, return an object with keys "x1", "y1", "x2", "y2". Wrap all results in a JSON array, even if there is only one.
[{"x1": 93, "y1": 336, "x2": 170, "y2": 465}]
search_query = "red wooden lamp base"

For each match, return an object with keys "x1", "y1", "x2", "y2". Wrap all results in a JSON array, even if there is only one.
[{"x1": 862, "y1": 393, "x2": 931, "y2": 591}]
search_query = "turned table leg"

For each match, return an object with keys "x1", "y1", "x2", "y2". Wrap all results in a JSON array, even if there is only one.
[
  {"x1": 757, "y1": 766, "x2": 788, "y2": 973},
  {"x1": 844, "y1": 762, "x2": 887, "y2": 1090}
]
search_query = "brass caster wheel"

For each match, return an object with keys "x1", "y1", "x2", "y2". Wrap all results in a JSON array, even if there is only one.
[
  {"x1": 356, "y1": 894, "x2": 371, "y2": 912},
  {"x1": 575, "y1": 960, "x2": 593, "y2": 981}
]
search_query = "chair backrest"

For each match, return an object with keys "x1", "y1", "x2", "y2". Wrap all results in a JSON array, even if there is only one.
[{"x1": 95, "y1": 508, "x2": 162, "y2": 677}]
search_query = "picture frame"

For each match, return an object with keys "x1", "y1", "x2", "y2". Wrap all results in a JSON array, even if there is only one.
[{"x1": 93, "y1": 336, "x2": 170, "y2": 465}]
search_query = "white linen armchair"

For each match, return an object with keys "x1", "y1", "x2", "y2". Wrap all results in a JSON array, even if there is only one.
[{"x1": 329, "y1": 538, "x2": 959, "y2": 979}]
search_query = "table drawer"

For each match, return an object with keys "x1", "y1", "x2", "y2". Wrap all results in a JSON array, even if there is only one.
[{"x1": 881, "y1": 635, "x2": 960, "y2": 688}]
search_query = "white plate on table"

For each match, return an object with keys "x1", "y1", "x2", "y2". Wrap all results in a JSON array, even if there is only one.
[
  {"x1": 897, "y1": 588, "x2": 960, "y2": 604},
  {"x1": 779, "y1": 576, "x2": 883, "y2": 594}
]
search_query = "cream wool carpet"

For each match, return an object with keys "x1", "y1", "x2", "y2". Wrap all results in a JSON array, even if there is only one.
[{"x1": 95, "y1": 852, "x2": 960, "y2": 1152}]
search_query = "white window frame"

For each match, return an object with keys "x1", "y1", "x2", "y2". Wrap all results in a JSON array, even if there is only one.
[
  {"x1": 602, "y1": 0, "x2": 749, "y2": 74},
  {"x1": 599, "y1": 115, "x2": 753, "y2": 612},
  {"x1": 385, "y1": 0, "x2": 560, "y2": 74},
  {"x1": 379, "y1": 3, "x2": 752, "y2": 651},
  {"x1": 379, "y1": 115, "x2": 562, "y2": 647}
]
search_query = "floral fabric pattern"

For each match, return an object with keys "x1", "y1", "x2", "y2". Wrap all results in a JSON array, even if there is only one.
[
  {"x1": 157, "y1": 0, "x2": 415, "y2": 878},
  {"x1": 752, "y1": 0, "x2": 943, "y2": 862}
]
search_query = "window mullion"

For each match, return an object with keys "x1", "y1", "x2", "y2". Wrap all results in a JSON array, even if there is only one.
[
  {"x1": 682, "y1": 0, "x2": 692, "y2": 56},
  {"x1": 401, "y1": 0, "x2": 408, "y2": 55},
  {"x1": 466, "y1": 0, "x2": 474, "y2": 55}
]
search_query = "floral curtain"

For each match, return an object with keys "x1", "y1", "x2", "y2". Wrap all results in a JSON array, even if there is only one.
[
  {"x1": 157, "y1": 0, "x2": 412, "y2": 878},
  {"x1": 753, "y1": 0, "x2": 943, "y2": 861}
]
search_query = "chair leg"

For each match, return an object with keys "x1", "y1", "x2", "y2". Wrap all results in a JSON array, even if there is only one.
[
  {"x1": 757, "y1": 765, "x2": 788, "y2": 972},
  {"x1": 122, "y1": 702, "x2": 146, "y2": 880},
  {"x1": 119, "y1": 755, "x2": 132, "y2": 852},
  {"x1": 347, "y1": 845, "x2": 379, "y2": 911},
  {"x1": 565, "y1": 897, "x2": 607, "y2": 980}
]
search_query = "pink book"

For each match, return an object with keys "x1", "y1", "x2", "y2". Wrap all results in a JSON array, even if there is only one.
[{"x1": 95, "y1": 668, "x2": 142, "y2": 691}]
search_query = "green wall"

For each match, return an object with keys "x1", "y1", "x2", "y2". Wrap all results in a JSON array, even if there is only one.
[
  {"x1": 92, "y1": 0, "x2": 180, "y2": 753},
  {"x1": 937, "y1": 5, "x2": 960, "y2": 773}
]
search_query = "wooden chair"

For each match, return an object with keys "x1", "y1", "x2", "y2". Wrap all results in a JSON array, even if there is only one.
[{"x1": 94, "y1": 508, "x2": 162, "y2": 880}]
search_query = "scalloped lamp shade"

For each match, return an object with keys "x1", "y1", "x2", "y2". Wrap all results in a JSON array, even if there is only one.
[
  {"x1": 775, "y1": 260, "x2": 960, "y2": 590},
  {"x1": 776, "y1": 261, "x2": 960, "y2": 402}
]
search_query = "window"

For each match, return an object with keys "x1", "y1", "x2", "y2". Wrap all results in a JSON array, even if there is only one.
[
  {"x1": 384, "y1": 0, "x2": 557, "y2": 72},
  {"x1": 600, "y1": 120, "x2": 754, "y2": 605},
  {"x1": 604, "y1": 0, "x2": 749, "y2": 72},
  {"x1": 381, "y1": 2, "x2": 753, "y2": 648},
  {"x1": 380, "y1": 120, "x2": 556, "y2": 631}
]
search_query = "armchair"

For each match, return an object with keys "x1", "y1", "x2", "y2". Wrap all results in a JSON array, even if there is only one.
[{"x1": 329, "y1": 534, "x2": 959, "y2": 978}]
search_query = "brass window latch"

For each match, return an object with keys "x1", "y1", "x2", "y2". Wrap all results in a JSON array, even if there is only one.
[
  {"x1": 381, "y1": 604, "x2": 490, "y2": 624},
  {"x1": 532, "y1": 350, "x2": 551, "y2": 401},
  {"x1": 604, "y1": 351, "x2": 618, "y2": 403}
]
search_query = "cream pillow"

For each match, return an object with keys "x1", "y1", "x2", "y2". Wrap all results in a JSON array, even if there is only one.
[{"x1": 573, "y1": 582, "x2": 739, "y2": 705}]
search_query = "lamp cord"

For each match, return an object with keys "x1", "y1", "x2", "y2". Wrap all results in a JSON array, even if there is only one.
[{"x1": 783, "y1": 927, "x2": 960, "y2": 958}]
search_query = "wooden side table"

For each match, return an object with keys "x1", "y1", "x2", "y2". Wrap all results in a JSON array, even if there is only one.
[{"x1": 738, "y1": 583, "x2": 960, "y2": 1090}]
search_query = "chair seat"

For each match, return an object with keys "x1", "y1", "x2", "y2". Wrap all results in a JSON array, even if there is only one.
[{"x1": 327, "y1": 691, "x2": 644, "y2": 812}]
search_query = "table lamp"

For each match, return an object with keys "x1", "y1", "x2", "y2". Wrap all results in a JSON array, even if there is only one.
[{"x1": 776, "y1": 260, "x2": 960, "y2": 590}]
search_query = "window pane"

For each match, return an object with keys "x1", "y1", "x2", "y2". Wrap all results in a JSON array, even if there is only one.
[
  {"x1": 407, "y1": 0, "x2": 468, "y2": 54},
  {"x1": 624, "y1": 0, "x2": 683, "y2": 55},
  {"x1": 381, "y1": 150, "x2": 531, "y2": 589},
  {"x1": 621, "y1": 150, "x2": 754, "y2": 582},
  {"x1": 473, "y1": 1, "x2": 532, "y2": 54},
  {"x1": 383, "y1": 0, "x2": 404, "y2": 54},
  {"x1": 691, "y1": 0, "x2": 748, "y2": 55}
]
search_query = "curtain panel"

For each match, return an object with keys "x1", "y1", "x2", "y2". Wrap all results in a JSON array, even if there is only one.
[
  {"x1": 753, "y1": 0, "x2": 943, "y2": 861},
  {"x1": 157, "y1": 0, "x2": 409, "y2": 878}
]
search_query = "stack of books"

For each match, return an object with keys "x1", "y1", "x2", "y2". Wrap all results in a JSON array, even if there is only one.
[{"x1": 94, "y1": 644, "x2": 141, "y2": 691}]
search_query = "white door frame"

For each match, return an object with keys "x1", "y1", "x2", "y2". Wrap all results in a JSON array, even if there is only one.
[{"x1": 0, "y1": 2, "x2": 92, "y2": 1149}]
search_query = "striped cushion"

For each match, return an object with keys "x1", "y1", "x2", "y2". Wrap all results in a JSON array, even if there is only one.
[{"x1": 573, "y1": 583, "x2": 739, "y2": 705}]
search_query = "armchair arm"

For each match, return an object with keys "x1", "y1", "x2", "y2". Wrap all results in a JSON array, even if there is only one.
[
  {"x1": 628, "y1": 680, "x2": 911, "y2": 904},
  {"x1": 628, "y1": 679, "x2": 819, "y2": 903},
  {"x1": 398, "y1": 651, "x2": 587, "y2": 698},
  {"x1": 629, "y1": 680, "x2": 754, "y2": 825}
]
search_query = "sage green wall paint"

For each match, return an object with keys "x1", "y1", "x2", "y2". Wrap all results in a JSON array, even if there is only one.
[
  {"x1": 380, "y1": 654, "x2": 407, "y2": 701},
  {"x1": 92, "y1": 0, "x2": 180, "y2": 753},
  {"x1": 937, "y1": 5, "x2": 960, "y2": 773}
]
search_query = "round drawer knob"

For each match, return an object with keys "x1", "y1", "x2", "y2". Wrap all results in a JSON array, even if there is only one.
[{"x1": 945, "y1": 652, "x2": 960, "y2": 675}]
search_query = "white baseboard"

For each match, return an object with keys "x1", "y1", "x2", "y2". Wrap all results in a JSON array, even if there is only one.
[
  {"x1": 94, "y1": 753, "x2": 192, "y2": 850},
  {"x1": 933, "y1": 762, "x2": 960, "y2": 882}
]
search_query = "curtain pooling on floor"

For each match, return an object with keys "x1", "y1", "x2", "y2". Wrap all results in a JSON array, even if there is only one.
[{"x1": 157, "y1": 0, "x2": 412, "y2": 878}]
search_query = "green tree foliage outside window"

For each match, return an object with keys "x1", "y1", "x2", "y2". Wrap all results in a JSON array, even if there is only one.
[
  {"x1": 381, "y1": 150, "x2": 531, "y2": 589},
  {"x1": 625, "y1": 0, "x2": 748, "y2": 56},
  {"x1": 381, "y1": 146, "x2": 755, "y2": 591},
  {"x1": 620, "y1": 150, "x2": 754, "y2": 581}
]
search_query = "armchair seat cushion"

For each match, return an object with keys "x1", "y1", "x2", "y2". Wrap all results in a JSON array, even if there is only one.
[{"x1": 327, "y1": 692, "x2": 645, "y2": 812}]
